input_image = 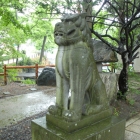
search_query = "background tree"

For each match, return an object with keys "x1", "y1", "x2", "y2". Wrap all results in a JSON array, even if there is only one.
[
  {"x1": 39, "y1": 0, "x2": 140, "y2": 100},
  {"x1": 1, "y1": 0, "x2": 139, "y2": 100},
  {"x1": 90, "y1": 0, "x2": 140, "y2": 99},
  {"x1": 29, "y1": 4, "x2": 56, "y2": 63},
  {"x1": 17, "y1": 0, "x2": 59, "y2": 64},
  {"x1": 0, "y1": 0, "x2": 56, "y2": 64},
  {"x1": 0, "y1": 0, "x2": 30, "y2": 65}
]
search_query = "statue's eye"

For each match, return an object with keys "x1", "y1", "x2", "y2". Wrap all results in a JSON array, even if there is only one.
[
  {"x1": 60, "y1": 33, "x2": 63, "y2": 36},
  {"x1": 67, "y1": 29, "x2": 75, "y2": 35}
]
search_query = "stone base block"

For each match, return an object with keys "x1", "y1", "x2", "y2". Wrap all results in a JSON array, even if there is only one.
[
  {"x1": 46, "y1": 109, "x2": 112, "y2": 133},
  {"x1": 31, "y1": 116, "x2": 126, "y2": 140}
]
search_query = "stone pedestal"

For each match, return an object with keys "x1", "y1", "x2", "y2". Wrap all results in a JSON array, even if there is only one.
[{"x1": 31, "y1": 115, "x2": 125, "y2": 140}]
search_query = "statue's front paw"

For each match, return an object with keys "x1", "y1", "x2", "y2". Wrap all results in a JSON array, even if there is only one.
[
  {"x1": 62, "y1": 110, "x2": 81, "y2": 122},
  {"x1": 48, "y1": 105, "x2": 62, "y2": 116}
]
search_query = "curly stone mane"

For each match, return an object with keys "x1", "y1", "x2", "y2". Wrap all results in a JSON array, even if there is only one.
[{"x1": 54, "y1": 13, "x2": 93, "y2": 50}]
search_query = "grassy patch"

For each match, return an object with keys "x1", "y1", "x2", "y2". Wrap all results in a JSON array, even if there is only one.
[{"x1": 128, "y1": 73, "x2": 140, "y2": 95}]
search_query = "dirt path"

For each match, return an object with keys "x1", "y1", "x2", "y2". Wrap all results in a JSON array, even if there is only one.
[
  {"x1": 0, "y1": 82, "x2": 56, "y2": 99},
  {"x1": 0, "y1": 81, "x2": 140, "y2": 120}
]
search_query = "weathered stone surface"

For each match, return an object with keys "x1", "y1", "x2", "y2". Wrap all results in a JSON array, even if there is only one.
[
  {"x1": 37, "y1": 70, "x2": 117, "y2": 104},
  {"x1": 46, "y1": 108, "x2": 112, "y2": 133},
  {"x1": 32, "y1": 116, "x2": 126, "y2": 140},
  {"x1": 32, "y1": 13, "x2": 126, "y2": 140},
  {"x1": 99, "y1": 72, "x2": 118, "y2": 104},
  {"x1": 92, "y1": 39, "x2": 118, "y2": 63},
  {"x1": 48, "y1": 12, "x2": 109, "y2": 122},
  {"x1": 126, "y1": 114, "x2": 140, "y2": 127},
  {"x1": 30, "y1": 88, "x2": 37, "y2": 91},
  {"x1": 3, "y1": 92, "x2": 11, "y2": 95},
  {"x1": 37, "y1": 67, "x2": 56, "y2": 86},
  {"x1": 126, "y1": 124, "x2": 140, "y2": 134}
]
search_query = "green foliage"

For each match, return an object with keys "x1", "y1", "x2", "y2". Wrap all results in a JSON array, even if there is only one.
[
  {"x1": 128, "y1": 66, "x2": 135, "y2": 77},
  {"x1": 93, "y1": 11, "x2": 107, "y2": 31},
  {"x1": 0, "y1": 0, "x2": 31, "y2": 65},
  {"x1": 31, "y1": 57, "x2": 40, "y2": 65},
  {"x1": 0, "y1": 12, "x2": 30, "y2": 64},
  {"x1": 0, "y1": 63, "x2": 3, "y2": 73},
  {"x1": 125, "y1": 72, "x2": 140, "y2": 108},
  {"x1": 127, "y1": 98, "x2": 135, "y2": 106},
  {"x1": 0, "y1": 48, "x2": 17, "y2": 68},
  {"x1": 128, "y1": 73, "x2": 140, "y2": 95},
  {"x1": 22, "y1": 79, "x2": 35, "y2": 85},
  {"x1": 7, "y1": 69, "x2": 18, "y2": 82},
  {"x1": 30, "y1": 20, "x2": 56, "y2": 51},
  {"x1": 117, "y1": 90, "x2": 126, "y2": 100},
  {"x1": 27, "y1": 0, "x2": 57, "y2": 52},
  {"x1": 0, "y1": 7, "x2": 30, "y2": 34},
  {"x1": 18, "y1": 57, "x2": 36, "y2": 72},
  {"x1": 18, "y1": 57, "x2": 34, "y2": 66},
  {"x1": 113, "y1": 107, "x2": 120, "y2": 116}
]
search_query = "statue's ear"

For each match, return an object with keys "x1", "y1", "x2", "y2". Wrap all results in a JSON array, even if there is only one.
[
  {"x1": 74, "y1": 13, "x2": 87, "y2": 27},
  {"x1": 54, "y1": 22, "x2": 63, "y2": 31},
  {"x1": 55, "y1": 22, "x2": 62, "y2": 26},
  {"x1": 61, "y1": 13, "x2": 87, "y2": 22}
]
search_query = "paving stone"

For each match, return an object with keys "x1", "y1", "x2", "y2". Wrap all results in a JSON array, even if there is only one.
[
  {"x1": 19, "y1": 84, "x2": 26, "y2": 87},
  {"x1": 133, "y1": 119, "x2": 140, "y2": 126},
  {"x1": 3, "y1": 92, "x2": 11, "y2": 95},
  {"x1": 126, "y1": 114, "x2": 140, "y2": 127},
  {"x1": 126, "y1": 124, "x2": 140, "y2": 134},
  {"x1": 29, "y1": 88, "x2": 37, "y2": 91},
  {"x1": 125, "y1": 130, "x2": 140, "y2": 140}
]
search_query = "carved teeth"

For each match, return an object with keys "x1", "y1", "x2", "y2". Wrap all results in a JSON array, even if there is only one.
[
  {"x1": 69, "y1": 114, "x2": 71, "y2": 117},
  {"x1": 55, "y1": 32, "x2": 63, "y2": 36},
  {"x1": 65, "y1": 113, "x2": 68, "y2": 116}
]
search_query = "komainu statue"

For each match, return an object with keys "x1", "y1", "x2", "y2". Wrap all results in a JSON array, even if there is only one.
[{"x1": 48, "y1": 13, "x2": 109, "y2": 122}]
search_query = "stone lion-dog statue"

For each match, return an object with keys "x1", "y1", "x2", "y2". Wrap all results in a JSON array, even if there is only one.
[{"x1": 48, "y1": 13, "x2": 109, "y2": 122}]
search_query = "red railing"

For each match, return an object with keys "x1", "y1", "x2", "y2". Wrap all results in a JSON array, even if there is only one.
[{"x1": 0, "y1": 64, "x2": 55, "y2": 85}]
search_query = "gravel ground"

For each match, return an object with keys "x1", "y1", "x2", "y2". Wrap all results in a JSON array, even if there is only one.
[{"x1": 0, "y1": 110, "x2": 48, "y2": 140}]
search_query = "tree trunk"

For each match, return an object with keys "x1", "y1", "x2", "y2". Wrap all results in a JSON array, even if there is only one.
[
  {"x1": 83, "y1": 0, "x2": 92, "y2": 37},
  {"x1": 16, "y1": 45, "x2": 20, "y2": 65},
  {"x1": 39, "y1": 36, "x2": 47, "y2": 63},
  {"x1": 15, "y1": 8, "x2": 19, "y2": 66},
  {"x1": 117, "y1": 51, "x2": 129, "y2": 100}
]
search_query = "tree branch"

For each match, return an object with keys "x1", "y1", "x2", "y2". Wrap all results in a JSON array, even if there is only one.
[
  {"x1": 132, "y1": 44, "x2": 140, "y2": 54},
  {"x1": 106, "y1": 0, "x2": 125, "y2": 24},
  {"x1": 91, "y1": 30, "x2": 119, "y2": 53},
  {"x1": 91, "y1": 21, "x2": 121, "y2": 27},
  {"x1": 125, "y1": 3, "x2": 140, "y2": 27},
  {"x1": 129, "y1": 22, "x2": 140, "y2": 32},
  {"x1": 131, "y1": 52, "x2": 139, "y2": 62},
  {"x1": 92, "y1": 0, "x2": 107, "y2": 22}
]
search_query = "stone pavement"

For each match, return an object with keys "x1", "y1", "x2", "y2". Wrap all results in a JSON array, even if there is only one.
[
  {"x1": 0, "y1": 92, "x2": 140, "y2": 139},
  {"x1": 125, "y1": 113, "x2": 140, "y2": 140}
]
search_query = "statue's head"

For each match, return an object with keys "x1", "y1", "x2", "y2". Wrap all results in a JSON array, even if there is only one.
[{"x1": 54, "y1": 13, "x2": 91, "y2": 46}]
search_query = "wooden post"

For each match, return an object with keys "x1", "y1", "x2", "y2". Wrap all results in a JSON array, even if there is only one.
[
  {"x1": 4, "y1": 65, "x2": 7, "y2": 85},
  {"x1": 35, "y1": 64, "x2": 38, "y2": 84}
]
